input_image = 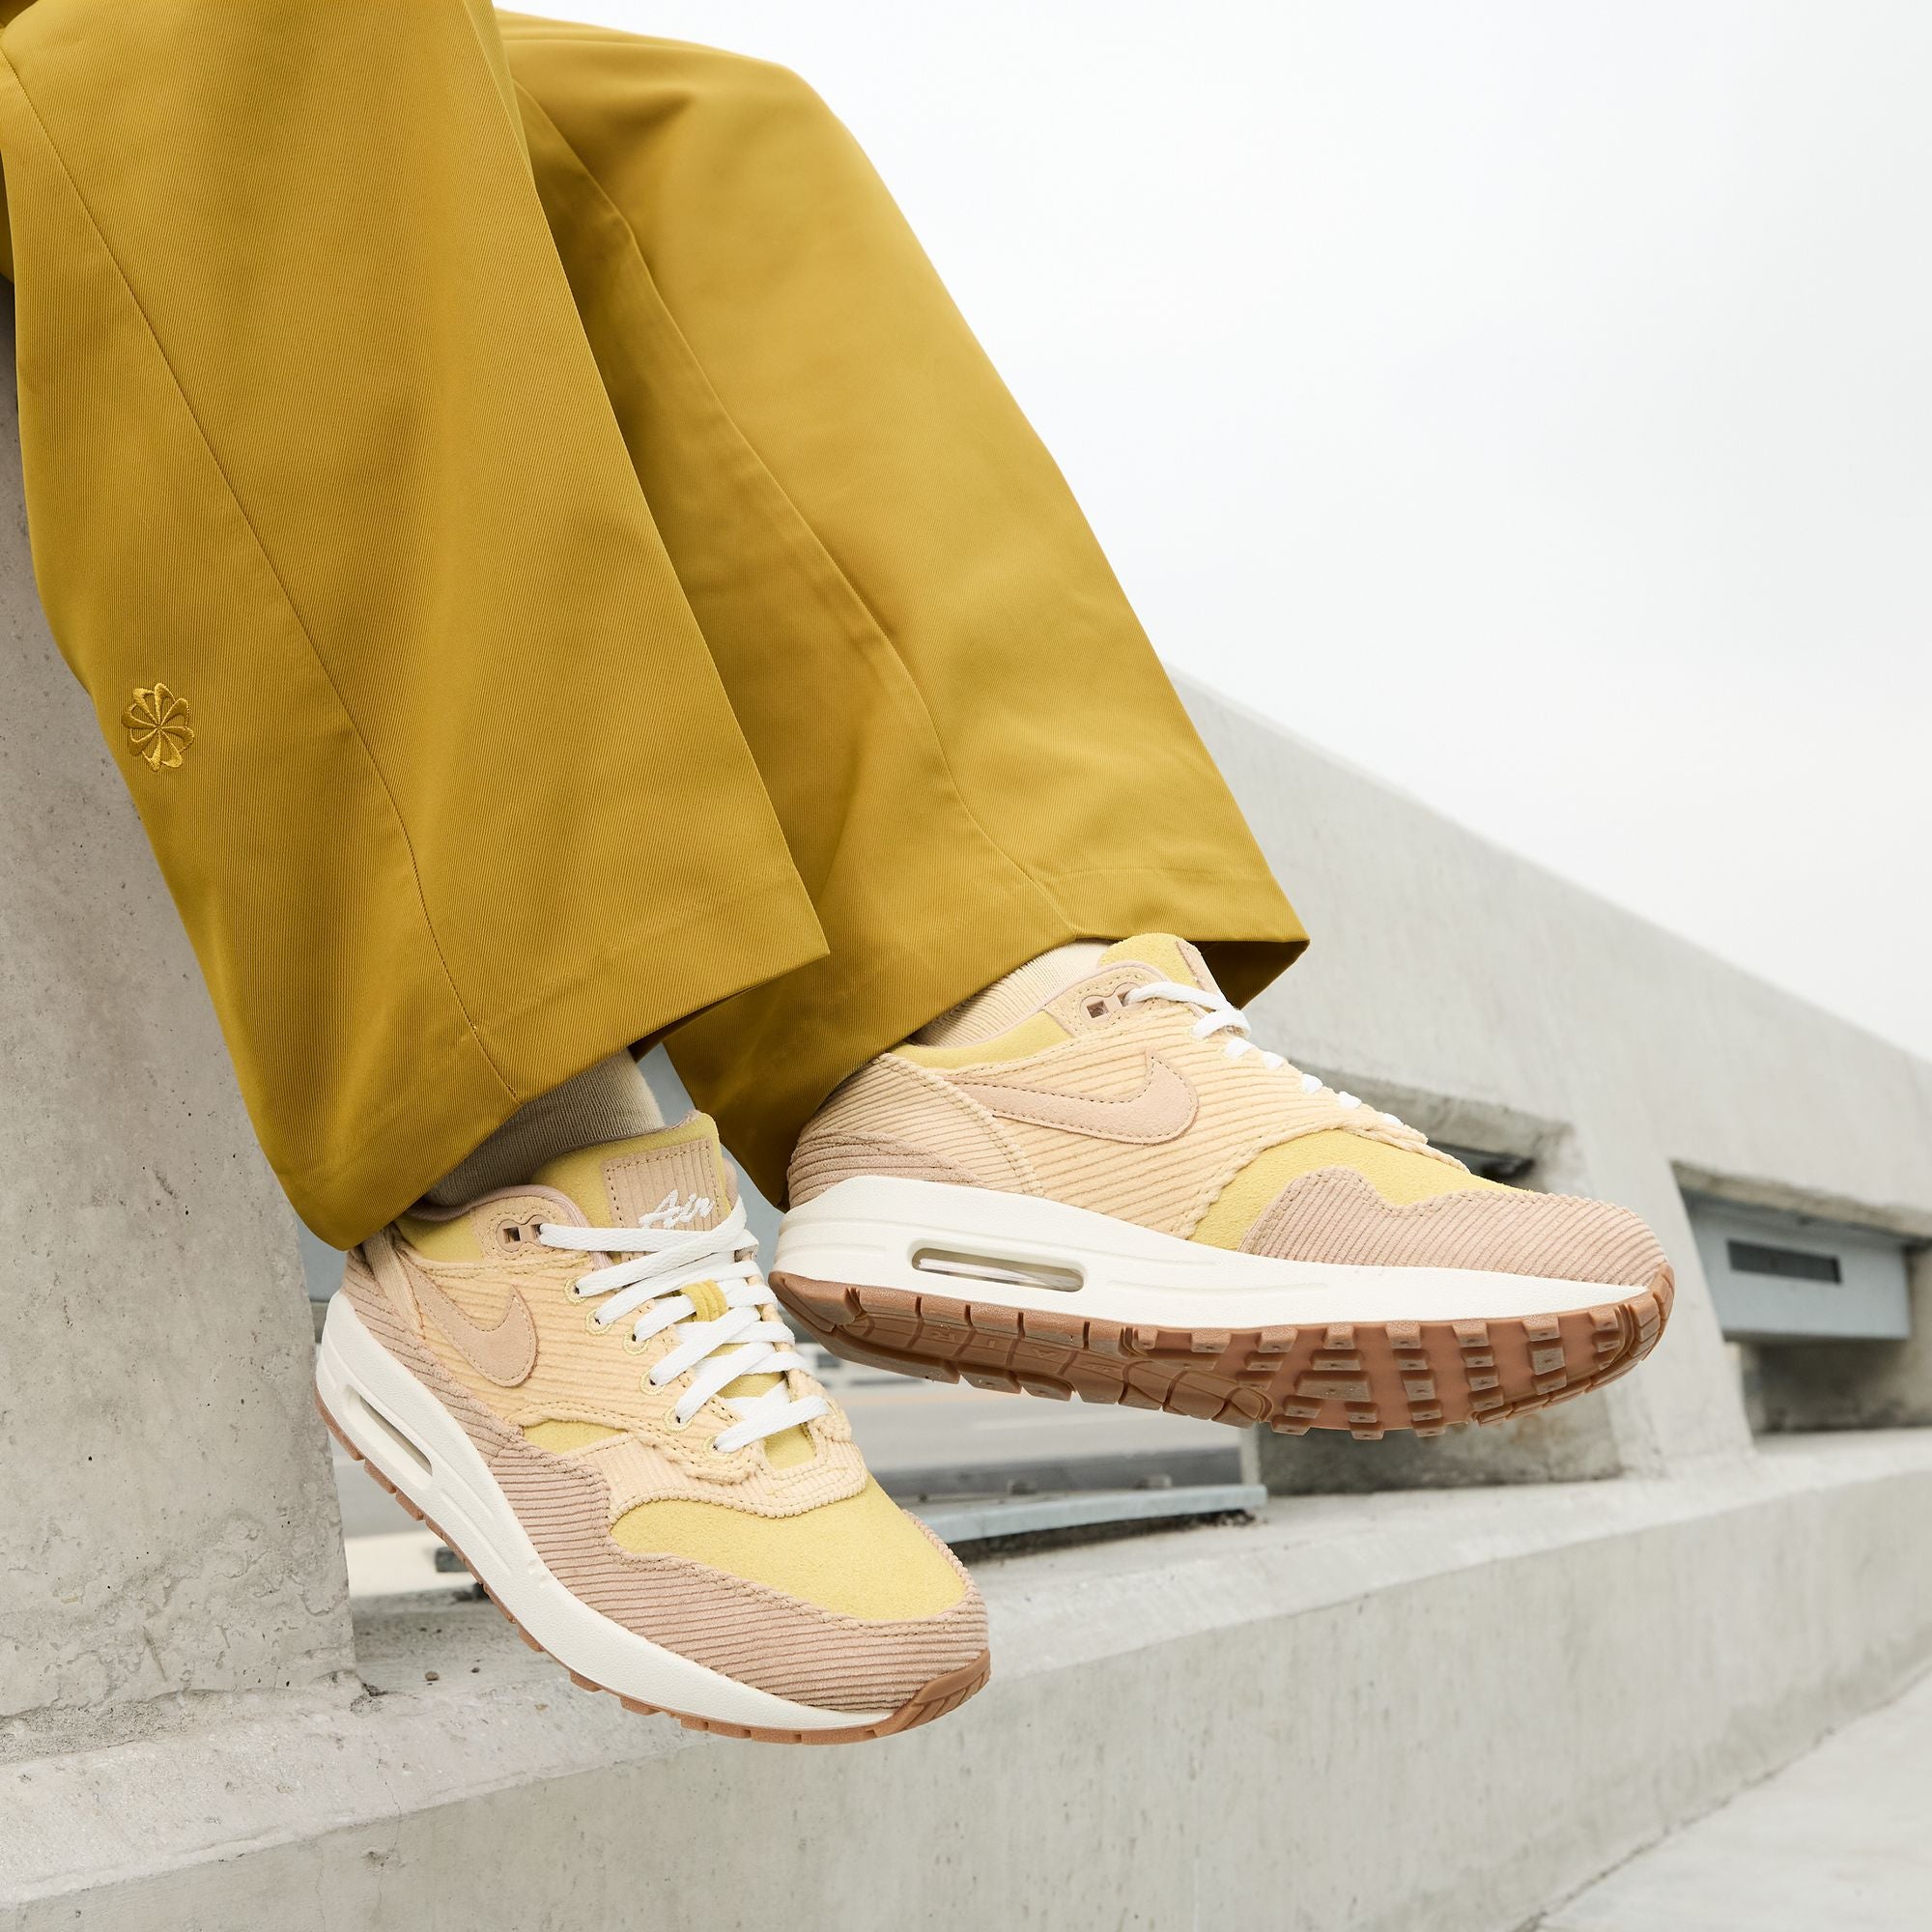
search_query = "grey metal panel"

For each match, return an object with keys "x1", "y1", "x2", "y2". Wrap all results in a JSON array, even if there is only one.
[{"x1": 1686, "y1": 1194, "x2": 1912, "y2": 1342}]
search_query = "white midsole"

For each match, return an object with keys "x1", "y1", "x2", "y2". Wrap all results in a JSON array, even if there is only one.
[
  {"x1": 775, "y1": 1177, "x2": 1628, "y2": 1327},
  {"x1": 315, "y1": 1294, "x2": 891, "y2": 1731}
]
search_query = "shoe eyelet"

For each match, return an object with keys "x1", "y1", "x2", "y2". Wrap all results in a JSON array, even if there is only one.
[{"x1": 584, "y1": 1309, "x2": 604, "y2": 1337}]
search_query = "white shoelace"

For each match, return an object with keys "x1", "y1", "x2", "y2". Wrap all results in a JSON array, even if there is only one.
[
  {"x1": 1124, "y1": 980, "x2": 1403, "y2": 1125},
  {"x1": 537, "y1": 1196, "x2": 829, "y2": 1454}
]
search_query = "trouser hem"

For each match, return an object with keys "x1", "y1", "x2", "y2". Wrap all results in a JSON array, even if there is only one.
[{"x1": 292, "y1": 870, "x2": 825, "y2": 1245}]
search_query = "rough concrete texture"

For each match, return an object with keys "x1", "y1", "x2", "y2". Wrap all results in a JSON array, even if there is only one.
[
  {"x1": 1183, "y1": 682, "x2": 1932, "y2": 1484},
  {"x1": 4, "y1": 1433, "x2": 1929, "y2": 1931},
  {"x1": 0, "y1": 298, "x2": 354, "y2": 1736},
  {"x1": 1546, "y1": 1662, "x2": 1932, "y2": 1930},
  {"x1": 1258, "y1": 1393, "x2": 1623, "y2": 1492}
]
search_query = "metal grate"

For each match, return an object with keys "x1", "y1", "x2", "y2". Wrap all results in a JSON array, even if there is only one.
[{"x1": 1727, "y1": 1239, "x2": 1842, "y2": 1285}]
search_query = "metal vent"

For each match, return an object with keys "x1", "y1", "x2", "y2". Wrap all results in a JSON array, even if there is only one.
[
  {"x1": 1686, "y1": 1193, "x2": 1909, "y2": 1343},
  {"x1": 1727, "y1": 1239, "x2": 1842, "y2": 1285}
]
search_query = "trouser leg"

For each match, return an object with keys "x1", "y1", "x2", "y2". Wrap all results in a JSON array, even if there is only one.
[
  {"x1": 0, "y1": 0, "x2": 824, "y2": 1242},
  {"x1": 501, "y1": 22, "x2": 1306, "y2": 1199}
]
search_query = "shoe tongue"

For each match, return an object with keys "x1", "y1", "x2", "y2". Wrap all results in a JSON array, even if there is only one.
[
  {"x1": 532, "y1": 1113, "x2": 737, "y2": 1231},
  {"x1": 536, "y1": 1114, "x2": 798, "y2": 1437},
  {"x1": 1097, "y1": 933, "x2": 1222, "y2": 994}
]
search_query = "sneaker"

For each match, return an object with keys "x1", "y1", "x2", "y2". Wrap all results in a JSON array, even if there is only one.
[
  {"x1": 774, "y1": 936, "x2": 1672, "y2": 1438},
  {"x1": 314, "y1": 1114, "x2": 987, "y2": 1741}
]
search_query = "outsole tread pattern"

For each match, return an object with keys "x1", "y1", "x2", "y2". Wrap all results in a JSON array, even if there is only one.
[
  {"x1": 314, "y1": 1391, "x2": 988, "y2": 1745},
  {"x1": 770, "y1": 1265, "x2": 1674, "y2": 1436}
]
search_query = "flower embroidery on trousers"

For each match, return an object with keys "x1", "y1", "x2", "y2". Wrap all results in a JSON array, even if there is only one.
[{"x1": 123, "y1": 684, "x2": 195, "y2": 770}]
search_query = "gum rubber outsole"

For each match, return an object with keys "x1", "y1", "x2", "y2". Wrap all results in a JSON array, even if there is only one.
[
  {"x1": 314, "y1": 1390, "x2": 989, "y2": 1744},
  {"x1": 769, "y1": 1266, "x2": 1675, "y2": 1438}
]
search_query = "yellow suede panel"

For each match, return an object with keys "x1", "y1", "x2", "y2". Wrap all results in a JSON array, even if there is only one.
[
  {"x1": 396, "y1": 1213, "x2": 486, "y2": 1263},
  {"x1": 610, "y1": 1479, "x2": 963, "y2": 1620},
  {"x1": 1098, "y1": 934, "x2": 1203, "y2": 985},
  {"x1": 896, "y1": 1011, "x2": 1070, "y2": 1069},
  {"x1": 763, "y1": 1424, "x2": 816, "y2": 1471},
  {"x1": 1191, "y1": 1129, "x2": 1499, "y2": 1248},
  {"x1": 524, "y1": 1419, "x2": 624, "y2": 1452},
  {"x1": 684, "y1": 1279, "x2": 726, "y2": 1324}
]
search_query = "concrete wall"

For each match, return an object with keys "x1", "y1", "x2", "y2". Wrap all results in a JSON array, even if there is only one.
[
  {"x1": 1748, "y1": 1248, "x2": 1932, "y2": 1431},
  {"x1": 1183, "y1": 683, "x2": 1932, "y2": 1489},
  {"x1": 0, "y1": 297, "x2": 353, "y2": 1752}
]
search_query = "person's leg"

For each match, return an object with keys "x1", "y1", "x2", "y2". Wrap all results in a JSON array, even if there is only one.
[
  {"x1": 0, "y1": 0, "x2": 985, "y2": 1741},
  {"x1": 493, "y1": 28, "x2": 1673, "y2": 1441},
  {"x1": 0, "y1": 0, "x2": 823, "y2": 1250},
  {"x1": 497, "y1": 23, "x2": 1308, "y2": 1203}
]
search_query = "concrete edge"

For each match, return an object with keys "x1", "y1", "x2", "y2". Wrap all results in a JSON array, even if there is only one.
[{"x1": 6, "y1": 1433, "x2": 1932, "y2": 1928}]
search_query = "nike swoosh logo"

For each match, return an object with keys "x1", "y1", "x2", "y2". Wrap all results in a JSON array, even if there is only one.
[
  {"x1": 956, "y1": 1053, "x2": 1199, "y2": 1143},
  {"x1": 408, "y1": 1262, "x2": 539, "y2": 1387}
]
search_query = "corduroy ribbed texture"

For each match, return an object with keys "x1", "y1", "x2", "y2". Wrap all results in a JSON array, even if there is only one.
[
  {"x1": 384, "y1": 1220, "x2": 870, "y2": 1517},
  {"x1": 1240, "y1": 1166, "x2": 1669, "y2": 1287},
  {"x1": 914, "y1": 942, "x2": 1108, "y2": 1048},
  {"x1": 797, "y1": 954, "x2": 1447, "y2": 1236},
  {"x1": 340, "y1": 1247, "x2": 984, "y2": 1712},
  {"x1": 787, "y1": 1134, "x2": 984, "y2": 1202},
  {"x1": 788, "y1": 945, "x2": 1676, "y2": 1293}
]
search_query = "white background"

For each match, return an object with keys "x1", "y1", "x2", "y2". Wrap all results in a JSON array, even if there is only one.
[{"x1": 521, "y1": 1, "x2": 1932, "y2": 1060}]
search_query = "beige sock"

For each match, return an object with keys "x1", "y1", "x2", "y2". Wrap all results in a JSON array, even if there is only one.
[
  {"x1": 913, "y1": 941, "x2": 1109, "y2": 1049},
  {"x1": 424, "y1": 1050, "x2": 663, "y2": 1208}
]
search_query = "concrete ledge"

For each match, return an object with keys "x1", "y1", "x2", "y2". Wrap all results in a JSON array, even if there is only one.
[
  {"x1": 6, "y1": 1432, "x2": 1932, "y2": 1931},
  {"x1": 1545, "y1": 1665, "x2": 1932, "y2": 1930}
]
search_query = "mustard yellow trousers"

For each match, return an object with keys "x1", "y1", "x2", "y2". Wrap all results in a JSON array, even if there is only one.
[{"x1": 0, "y1": 1, "x2": 1302, "y2": 1245}]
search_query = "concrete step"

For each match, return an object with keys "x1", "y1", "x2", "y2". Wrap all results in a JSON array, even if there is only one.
[
  {"x1": 1545, "y1": 1664, "x2": 1932, "y2": 1931},
  {"x1": 7, "y1": 1432, "x2": 1932, "y2": 1932}
]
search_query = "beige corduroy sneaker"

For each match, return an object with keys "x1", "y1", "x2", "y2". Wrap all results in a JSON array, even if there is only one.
[
  {"x1": 773, "y1": 937, "x2": 1672, "y2": 1439},
  {"x1": 315, "y1": 1114, "x2": 986, "y2": 1741}
]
